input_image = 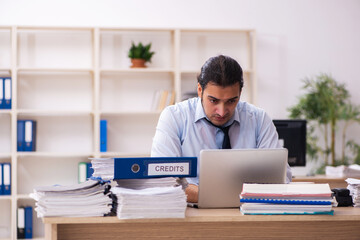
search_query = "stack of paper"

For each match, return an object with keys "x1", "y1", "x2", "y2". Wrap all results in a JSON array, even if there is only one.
[
  {"x1": 91, "y1": 158, "x2": 114, "y2": 180},
  {"x1": 30, "y1": 180, "x2": 113, "y2": 217},
  {"x1": 111, "y1": 185, "x2": 187, "y2": 219},
  {"x1": 239, "y1": 183, "x2": 334, "y2": 215},
  {"x1": 346, "y1": 178, "x2": 360, "y2": 207},
  {"x1": 326, "y1": 164, "x2": 360, "y2": 178}
]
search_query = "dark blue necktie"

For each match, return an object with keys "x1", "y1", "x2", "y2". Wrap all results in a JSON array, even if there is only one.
[{"x1": 205, "y1": 119, "x2": 233, "y2": 149}]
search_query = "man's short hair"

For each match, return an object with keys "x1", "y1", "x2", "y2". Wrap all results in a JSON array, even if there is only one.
[{"x1": 197, "y1": 55, "x2": 244, "y2": 91}]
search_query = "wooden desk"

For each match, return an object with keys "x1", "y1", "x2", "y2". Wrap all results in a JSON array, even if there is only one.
[
  {"x1": 43, "y1": 207, "x2": 360, "y2": 240},
  {"x1": 292, "y1": 175, "x2": 347, "y2": 189}
]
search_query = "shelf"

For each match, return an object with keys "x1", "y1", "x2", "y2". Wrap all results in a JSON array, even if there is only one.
[
  {"x1": 0, "y1": 152, "x2": 11, "y2": 158},
  {"x1": 16, "y1": 194, "x2": 32, "y2": 200},
  {"x1": 17, "y1": 67, "x2": 93, "y2": 73},
  {"x1": 100, "y1": 110, "x2": 161, "y2": 116},
  {"x1": 100, "y1": 68, "x2": 175, "y2": 74},
  {"x1": 17, "y1": 109, "x2": 94, "y2": 116},
  {"x1": 99, "y1": 152, "x2": 150, "y2": 158},
  {"x1": 16, "y1": 152, "x2": 94, "y2": 158},
  {"x1": 0, "y1": 195, "x2": 12, "y2": 200}
]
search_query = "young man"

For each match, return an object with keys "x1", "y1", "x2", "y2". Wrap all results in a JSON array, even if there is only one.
[{"x1": 151, "y1": 55, "x2": 292, "y2": 203}]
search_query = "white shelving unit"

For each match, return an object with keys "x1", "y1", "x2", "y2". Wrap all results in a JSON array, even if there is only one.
[{"x1": 0, "y1": 26, "x2": 256, "y2": 240}]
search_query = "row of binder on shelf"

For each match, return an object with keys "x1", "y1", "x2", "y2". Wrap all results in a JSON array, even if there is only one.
[
  {"x1": 17, "y1": 206, "x2": 33, "y2": 239},
  {"x1": 0, "y1": 77, "x2": 11, "y2": 109},
  {"x1": 151, "y1": 90, "x2": 176, "y2": 112},
  {"x1": 17, "y1": 120, "x2": 37, "y2": 152},
  {"x1": 0, "y1": 163, "x2": 11, "y2": 195},
  {"x1": 78, "y1": 162, "x2": 94, "y2": 183}
]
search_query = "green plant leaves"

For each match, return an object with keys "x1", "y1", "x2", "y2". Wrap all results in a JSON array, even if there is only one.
[{"x1": 128, "y1": 41, "x2": 155, "y2": 63}]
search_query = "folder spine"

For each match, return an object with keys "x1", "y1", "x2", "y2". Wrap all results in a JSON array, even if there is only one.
[
  {"x1": 114, "y1": 157, "x2": 197, "y2": 179},
  {"x1": 100, "y1": 119, "x2": 107, "y2": 152},
  {"x1": 0, "y1": 163, "x2": 3, "y2": 195},
  {"x1": 78, "y1": 162, "x2": 87, "y2": 183},
  {"x1": 17, "y1": 207, "x2": 25, "y2": 239},
  {"x1": 24, "y1": 206, "x2": 33, "y2": 239},
  {"x1": 24, "y1": 120, "x2": 37, "y2": 152},
  {"x1": 3, "y1": 163, "x2": 11, "y2": 195},
  {"x1": 3, "y1": 77, "x2": 11, "y2": 109},
  {"x1": 86, "y1": 162, "x2": 94, "y2": 180},
  {"x1": 0, "y1": 78, "x2": 4, "y2": 109},
  {"x1": 17, "y1": 120, "x2": 25, "y2": 151}
]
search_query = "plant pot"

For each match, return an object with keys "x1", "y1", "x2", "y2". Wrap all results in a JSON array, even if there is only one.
[{"x1": 130, "y1": 58, "x2": 146, "y2": 68}]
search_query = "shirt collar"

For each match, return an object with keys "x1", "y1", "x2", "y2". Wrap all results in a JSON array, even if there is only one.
[{"x1": 194, "y1": 97, "x2": 240, "y2": 126}]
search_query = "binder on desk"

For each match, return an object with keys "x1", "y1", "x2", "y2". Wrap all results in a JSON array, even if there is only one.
[
  {"x1": 100, "y1": 119, "x2": 107, "y2": 152},
  {"x1": 17, "y1": 120, "x2": 25, "y2": 151},
  {"x1": 24, "y1": 120, "x2": 37, "y2": 151},
  {"x1": 24, "y1": 206, "x2": 33, "y2": 239},
  {"x1": 0, "y1": 78, "x2": 4, "y2": 109},
  {"x1": 0, "y1": 163, "x2": 3, "y2": 195},
  {"x1": 114, "y1": 157, "x2": 197, "y2": 179},
  {"x1": 3, "y1": 77, "x2": 11, "y2": 109},
  {"x1": 3, "y1": 163, "x2": 11, "y2": 195},
  {"x1": 17, "y1": 207, "x2": 25, "y2": 239},
  {"x1": 86, "y1": 162, "x2": 94, "y2": 179}
]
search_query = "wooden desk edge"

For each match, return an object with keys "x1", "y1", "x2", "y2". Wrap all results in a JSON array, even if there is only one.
[{"x1": 43, "y1": 207, "x2": 360, "y2": 224}]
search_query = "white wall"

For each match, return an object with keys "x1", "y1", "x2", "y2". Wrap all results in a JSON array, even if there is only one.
[{"x1": 1, "y1": 0, "x2": 360, "y2": 175}]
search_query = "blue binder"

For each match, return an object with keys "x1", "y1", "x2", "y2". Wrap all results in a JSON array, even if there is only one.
[
  {"x1": 114, "y1": 157, "x2": 197, "y2": 179},
  {"x1": 24, "y1": 120, "x2": 37, "y2": 151},
  {"x1": 24, "y1": 206, "x2": 33, "y2": 239},
  {"x1": 3, "y1": 163, "x2": 11, "y2": 195},
  {"x1": 0, "y1": 78, "x2": 4, "y2": 109},
  {"x1": 100, "y1": 119, "x2": 107, "y2": 152},
  {"x1": 86, "y1": 162, "x2": 94, "y2": 179},
  {"x1": 3, "y1": 77, "x2": 11, "y2": 109},
  {"x1": 240, "y1": 198, "x2": 333, "y2": 205},
  {"x1": 0, "y1": 163, "x2": 3, "y2": 195},
  {"x1": 17, "y1": 120, "x2": 25, "y2": 151},
  {"x1": 17, "y1": 207, "x2": 25, "y2": 239}
]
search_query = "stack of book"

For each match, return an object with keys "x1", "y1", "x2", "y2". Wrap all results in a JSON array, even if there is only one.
[
  {"x1": 239, "y1": 183, "x2": 334, "y2": 215},
  {"x1": 91, "y1": 157, "x2": 197, "y2": 219},
  {"x1": 30, "y1": 180, "x2": 113, "y2": 217},
  {"x1": 346, "y1": 178, "x2": 360, "y2": 207}
]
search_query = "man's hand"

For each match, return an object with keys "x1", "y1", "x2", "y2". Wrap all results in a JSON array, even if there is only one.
[{"x1": 185, "y1": 184, "x2": 199, "y2": 203}]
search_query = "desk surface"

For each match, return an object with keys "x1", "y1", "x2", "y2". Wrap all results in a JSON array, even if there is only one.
[
  {"x1": 43, "y1": 207, "x2": 360, "y2": 224},
  {"x1": 43, "y1": 207, "x2": 360, "y2": 240}
]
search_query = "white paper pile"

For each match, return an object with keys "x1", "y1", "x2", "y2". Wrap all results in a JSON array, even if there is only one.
[
  {"x1": 346, "y1": 178, "x2": 360, "y2": 207},
  {"x1": 90, "y1": 158, "x2": 114, "y2": 180},
  {"x1": 111, "y1": 185, "x2": 187, "y2": 219},
  {"x1": 116, "y1": 177, "x2": 185, "y2": 189},
  {"x1": 326, "y1": 164, "x2": 360, "y2": 178},
  {"x1": 30, "y1": 180, "x2": 113, "y2": 217}
]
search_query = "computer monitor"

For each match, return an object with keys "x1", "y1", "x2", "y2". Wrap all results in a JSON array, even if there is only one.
[{"x1": 273, "y1": 119, "x2": 307, "y2": 166}]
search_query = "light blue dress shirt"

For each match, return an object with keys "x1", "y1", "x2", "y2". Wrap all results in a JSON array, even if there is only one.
[{"x1": 151, "y1": 97, "x2": 292, "y2": 184}]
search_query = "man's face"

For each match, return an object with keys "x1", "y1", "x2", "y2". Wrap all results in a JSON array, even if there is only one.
[{"x1": 198, "y1": 82, "x2": 241, "y2": 126}]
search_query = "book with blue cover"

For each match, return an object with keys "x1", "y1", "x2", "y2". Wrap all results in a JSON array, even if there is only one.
[{"x1": 240, "y1": 183, "x2": 334, "y2": 215}]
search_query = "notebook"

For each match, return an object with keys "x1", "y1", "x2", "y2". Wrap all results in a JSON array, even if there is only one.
[{"x1": 194, "y1": 148, "x2": 288, "y2": 208}]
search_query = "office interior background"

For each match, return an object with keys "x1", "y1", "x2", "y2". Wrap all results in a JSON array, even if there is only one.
[{"x1": 1, "y1": 0, "x2": 359, "y2": 175}]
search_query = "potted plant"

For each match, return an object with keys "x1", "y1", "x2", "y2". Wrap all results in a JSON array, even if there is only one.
[
  {"x1": 288, "y1": 73, "x2": 360, "y2": 173},
  {"x1": 128, "y1": 42, "x2": 155, "y2": 68}
]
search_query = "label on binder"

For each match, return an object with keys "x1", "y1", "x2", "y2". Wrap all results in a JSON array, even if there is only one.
[{"x1": 148, "y1": 162, "x2": 189, "y2": 176}]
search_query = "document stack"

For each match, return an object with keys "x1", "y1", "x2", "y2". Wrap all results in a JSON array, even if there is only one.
[
  {"x1": 91, "y1": 157, "x2": 197, "y2": 219},
  {"x1": 239, "y1": 183, "x2": 334, "y2": 215},
  {"x1": 346, "y1": 178, "x2": 360, "y2": 207},
  {"x1": 30, "y1": 180, "x2": 113, "y2": 217},
  {"x1": 326, "y1": 164, "x2": 360, "y2": 178}
]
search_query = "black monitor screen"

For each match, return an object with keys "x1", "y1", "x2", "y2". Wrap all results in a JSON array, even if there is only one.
[{"x1": 273, "y1": 120, "x2": 306, "y2": 166}]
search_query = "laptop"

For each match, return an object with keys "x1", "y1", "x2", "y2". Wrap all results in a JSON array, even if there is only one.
[{"x1": 194, "y1": 148, "x2": 288, "y2": 208}]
